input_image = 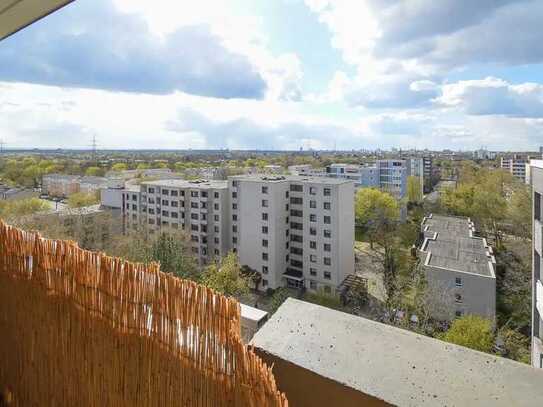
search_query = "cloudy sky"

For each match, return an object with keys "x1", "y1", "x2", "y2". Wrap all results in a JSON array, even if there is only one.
[{"x1": 1, "y1": 0, "x2": 542, "y2": 150}]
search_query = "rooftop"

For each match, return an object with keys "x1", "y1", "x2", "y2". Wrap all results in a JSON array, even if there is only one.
[
  {"x1": 141, "y1": 179, "x2": 228, "y2": 189},
  {"x1": 251, "y1": 298, "x2": 543, "y2": 407},
  {"x1": 229, "y1": 174, "x2": 352, "y2": 185},
  {"x1": 531, "y1": 159, "x2": 543, "y2": 169},
  {"x1": 420, "y1": 215, "x2": 495, "y2": 277}
]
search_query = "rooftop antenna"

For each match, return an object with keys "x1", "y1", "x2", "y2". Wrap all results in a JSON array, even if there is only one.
[
  {"x1": 0, "y1": 139, "x2": 4, "y2": 154},
  {"x1": 91, "y1": 134, "x2": 98, "y2": 162}
]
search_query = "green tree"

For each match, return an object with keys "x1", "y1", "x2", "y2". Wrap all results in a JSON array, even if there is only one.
[
  {"x1": 111, "y1": 163, "x2": 128, "y2": 172},
  {"x1": 136, "y1": 163, "x2": 150, "y2": 170},
  {"x1": 304, "y1": 288, "x2": 343, "y2": 310},
  {"x1": 407, "y1": 176, "x2": 422, "y2": 203},
  {"x1": 269, "y1": 288, "x2": 291, "y2": 314},
  {"x1": 0, "y1": 198, "x2": 50, "y2": 219},
  {"x1": 508, "y1": 184, "x2": 531, "y2": 239},
  {"x1": 85, "y1": 166, "x2": 103, "y2": 176},
  {"x1": 355, "y1": 188, "x2": 399, "y2": 246},
  {"x1": 67, "y1": 192, "x2": 99, "y2": 208},
  {"x1": 201, "y1": 252, "x2": 251, "y2": 297},
  {"x1": 149, "y1": 232, "x2": 197, "y2": 279},
  {"x1": 439, "y1": 315, "x2": 494, "y2": 353}
]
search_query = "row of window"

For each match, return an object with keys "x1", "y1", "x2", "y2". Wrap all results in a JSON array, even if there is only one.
[{"x1": 146, "y1": 188, "x2": 220, "y2": 199}]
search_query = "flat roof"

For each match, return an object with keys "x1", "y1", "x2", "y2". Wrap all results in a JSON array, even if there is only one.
[
  {"x1": 420, "y1": 214, "x2": 495, "y2": 277},
  {"x1": 141, "y1": 179, "x2": 228, "y2": 189},
  {"x1": 240, "y1": 304, "x2": 268, "y2": 322},
  {"x1": 251, "y1": 298, "x2": 543, "y2": 407},
  {"x1": 229, "y1": 174, "x2": 352, "y2": 185},
  {"x1": 531, "y1": 159, "x2": 543, "y2": 169}
]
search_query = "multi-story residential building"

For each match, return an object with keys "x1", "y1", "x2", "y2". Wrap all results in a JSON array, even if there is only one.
[
  {"x1": 501, "y1": 154, "x2": 530, "y2": 182},
  {"x1": 117, "y1": 175, "x2": 355, "y2": 292},
  {"x1": 419, "y1": 214, "x2": 496, "y2": 321},
  {"x1": 122, "y1": 179, "x2": 230, "y2": 266},
  {"x1": 42, "y1": 174, "x2": 81, "y2": 197},
  {"x1": 377, "y1": 159, "x2": 407, "y2": 199},
  {"x1": 530, "y1": 160, "x2": 543, "y2": 368},
  {"x1": 229, "y1": 175, "x2": 354, "y2": 293},
  {"x1": 423, "y1": 156, "x2": 433, "y2": 193}
]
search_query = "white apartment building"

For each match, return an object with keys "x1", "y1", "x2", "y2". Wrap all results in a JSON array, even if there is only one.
[
  {"x1": 419, "y1": 214, "x2": 496, "y2": 322},
  {"x1": 118, "y1": 175, "x2": 355, "y2": 293},
  {"x1": 530, "y1": 160, "x2": 543, "y2": 368},
  {"x1": 229, "y1": 175, "x2": 354, "y2": 293},
  {"x1": 122, "y1": 179, "x2": 230, "y2": 265},
  {"x1": 501, "y1": 155, "x2": 530, "y2": 182}
]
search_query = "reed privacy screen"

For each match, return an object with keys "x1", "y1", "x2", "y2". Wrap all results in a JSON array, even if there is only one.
[{"x1": 0, "y1": 220, "x2": 287, "y2": 406}]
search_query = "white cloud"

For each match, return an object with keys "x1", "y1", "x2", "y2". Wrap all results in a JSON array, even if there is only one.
[{"x1": 437, "y1": 77, "x2": 543, "y2": 117}]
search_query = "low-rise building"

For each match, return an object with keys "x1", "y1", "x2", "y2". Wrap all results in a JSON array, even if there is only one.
[{"x1": 419, "y1": 214, "x2": 496, "y2": 321}]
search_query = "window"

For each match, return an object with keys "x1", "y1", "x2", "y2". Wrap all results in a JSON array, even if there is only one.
[
  {"x1": 262, "y1": 213, "x2": 268, "y2": 221},
  {"x1": 214, "y1": 203, "x2": 219, "y2": 210},
  {"x1": 148, "y1": 197, "x2": 155, "y2": 204},
  {"x1": 324, "y1": 257, "x2": 331, "y2": 266},
  {"x1": 455, "y1": 294, "x2": 463, "y2": 304},
  {"x1": 309, "y1": 280, "x2": 317, "y2": 290},
  {"x1": 310, "y1": 268, "x2": 317, "y2": 276},
  {"x1": 132, "y1": 194, "x2": 137, "y2": 201},
  {"x1": 132, "y1": 204, "x2": 137, "y2": 210},
  {"x1": 162, "y1": 189, "x2": 169, "y2": 196},
  {"x1": 148, "y1": 187, "x2": 155, "y2": 194},
  {"x1": 232, "y1": 180, "x2": 239, "y2": 187},
  {"x1": 214, "y1": 192, "x2": 219, "y2": 198},
  {"x1": 262, "y1": 279, "x2": 268, "y2": 287},
  {"x1": 201, "y1": 202, "x2": 207, "y2": 209},
  {"x1": 290, "y1": 247, "x2": 303, "y2": 256},
  {"x1": 323, "y1": 188, "x2": 331, "y2": 196},
  {"x1": 171, "y1": 190, "x2": 178, "y2": 197},
  {"x1": 290, "y1": 197, "x2": 303, "y2": 205},
  {"x1": 171, "y1": 201, "x2": 178, "y2": 207},
  {"x1": 233, "y1": 237, "x2": 237, "y2": 244},
  {"x1": 214, "y1": 237, "x2": 219, "y2": 244},
  {"x1": 162, "y1": 210, "x2": 169, "y2": 217},
  {"x1": 324, "y1": 216, "x2": 331, "y2": 224},
  {"x1": 262, "y1": 226, "x2": 268, "y2": 234},
  {"x1": 232, "y1": 225, "x2": 237, "y2": 233},
  {"x1": 323, "y1": 202, "x2": 331, "y2": 210},
  {"x1": 324, "y1": 243, "x2": 331, "y2": 252},
  {"x1": 191, "y1": 213, "x2": 199, "y2": 220},
  {"x1": 214, "y1": 249, "x2": 219, "y2": 256},
  {"x1": 262, "y1": 199, "x2": 268, "y2": 207},
  {"x1": 262, "y1": 253, "x2": 268, "y2": 261},
  {"x1": 536, "y1": 191, "x2": 542, "y2": 221},
  {"x1": 324, "y1": 271, "x2": 331, "y2": 280},
  {"x1": 191, "y1": 191, "x2": 199, "y2": 198},
  {"x1": 148, "y1": 208, "x2": 155, "y2": 215},
  {"x1": 214, "y1": 226, "x2": 219, "y2": 233},
  {"x1": 262, "y1": 239, "x2": 268, "y2": 248},
  {"x1": 310, "y1": 254, "x2": 317, "y2": 263},
  {"x1": 291, "y1": 234, "x2": 303, "y2": 243},
  {"x1": 262, "y1": 266, "x2": 269, "y2": 274},
  {"x1": 291, "y1": 259, "x2": 303, "y2": 269},
  {"x1": 310, "y1": 241, "x2": 316, "y2": 249},
  {"x1": 233, "y1": 214, "x2": 238, "y2": 221},
  {"x1": 290, "y1": 209, "x2": 303, "y2": 217},
  {"x1": 290, "y1": 184, "x2": 303, "y2": 192},
  {"x1": 310, "y1": 200, "x2": 316, "y2": 209},
  {"x1": 324, "y1": 229, "x2": 331, "y2": 238},
  {"x1": 191, "y1": 235, "x2": 199, "y2": 242},
  {"x1": 455, "y1": 310, "x2": 463, "y2": 318},
  {"x1": 162, "y1": 200, "x2": 169, "y2": 206},
  {"x1": 191, "y1": 224, "x2": 199, "y2": 231},
  {"x1": 286, "y1": 204, "x2": 289, "y2": 211},
  {"x1": 180, "y1": 191, "x2": 185, "y2": 197},
  {"x1": 309, "y1": 186, "x2": 317, "y2": 195},
  {"x1": 310, "y1": 227, "x2": 317, "y2": 236},
  {"x1": 310, "y1": 214, "x2": 317, "y2": 222},
  {"x1": 201, "y1": 191, "x2": 208, "y2": 198},
  {"x1": 232, "y1": 192, "x2": 237, "y2": 199},
  {"x1": 262, "y1": 186, "x2": 268, "y2": 194},
  {"x1": 214, "y1": 215, "x2": 219, "y2": 221},
  {"x1": 191, "y1": 202, "x2": 198, "y2": 209},
  {"x1": 290, "y1": 222, "x2": 303, "y2": 230},
  {"x1": 232, "y1": 203, "x2": 238, "y2": 210},
  {"x1": 455, "y1": 277, "x2": 462, "y2": 287}
]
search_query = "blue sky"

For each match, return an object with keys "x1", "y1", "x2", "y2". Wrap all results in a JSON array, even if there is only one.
[{"x1": 0, "y1": 0, "x2": 542, "y2": 150}]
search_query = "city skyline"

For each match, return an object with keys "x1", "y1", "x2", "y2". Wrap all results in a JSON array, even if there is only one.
[{"x1": 1, "y1": 0, "x2": 543, "y2": 151}]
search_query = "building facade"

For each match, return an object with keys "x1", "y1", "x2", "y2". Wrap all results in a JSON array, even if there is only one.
[
  {"x1": 229, "y1": 175, "x2": 354, "y2": 293},
  {"x1": 501, "y1": 155, "x2": 530, "y2": 182},
  {"x1": 419, "y1": 214, "x2": 496, "y2": 322},
  {"x1": 531, "y1": 160, "x2": 543, "y2": 368},
  {"x1": 117, "y1": 175, "x2": 355, "y2": 294}
]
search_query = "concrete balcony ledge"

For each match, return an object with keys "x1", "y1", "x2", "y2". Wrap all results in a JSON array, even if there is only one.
[{"x1": 251, "y1": 298, "x2": 543, "y2": 407}]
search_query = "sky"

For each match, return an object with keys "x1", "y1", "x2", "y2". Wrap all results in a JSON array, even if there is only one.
[{"x1": 1, "y1": 0, "x2": 543, "y2": 151}]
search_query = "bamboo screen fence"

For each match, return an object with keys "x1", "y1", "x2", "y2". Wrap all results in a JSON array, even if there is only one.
[{"x1": 0, "y1": 220, "x2": 288, "y2": 406}]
